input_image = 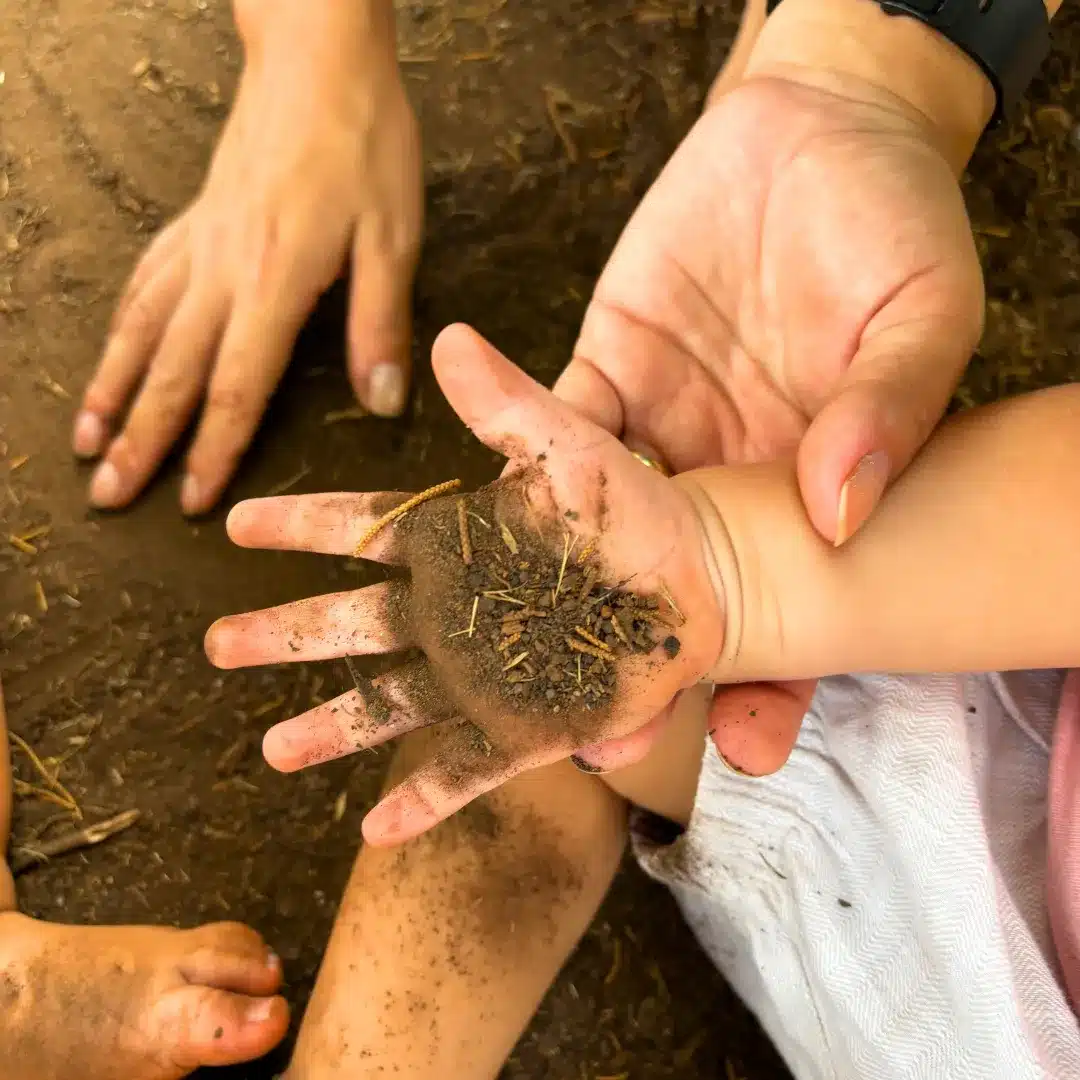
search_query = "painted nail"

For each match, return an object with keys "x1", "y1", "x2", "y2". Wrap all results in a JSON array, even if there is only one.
[
  {"x1": 180, "y1": 474, "x2": 201, "y2": 516},
  {"x1": 835, "y1": 450, "x2": 889, "y2": 546},
  {"x1": 246, "y1": 997, "x2": 275, "y2": 1024},
  {"x1": 367, "y1": 363, "x2": 407, "y2": 418},
  {"x1": 89, "y1": 461, "x2": 122, "y2": 507},
  {"x1": 72, "y1": 411, "x2": 107, "y2": 458},
  {"x1": 570, "y1": 754, "x2": 605, "y2": 774}
]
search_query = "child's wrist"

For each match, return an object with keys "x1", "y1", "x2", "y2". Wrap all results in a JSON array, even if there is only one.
[
  {"x1": 673, "y1": 462, "x2": 831, "y2": 685},
  {"x1": 672, "y1": 470, "x2": 751, "y2": 683}
]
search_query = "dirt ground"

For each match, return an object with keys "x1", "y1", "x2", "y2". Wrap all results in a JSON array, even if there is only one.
[{"x1": 1, "y1": 1, "x2": 1079, "y2": 1077}]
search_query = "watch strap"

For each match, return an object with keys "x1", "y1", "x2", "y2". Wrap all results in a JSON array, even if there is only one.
[{"x1": 762, "y1": 0, "x2": 1051, "y2": 128}]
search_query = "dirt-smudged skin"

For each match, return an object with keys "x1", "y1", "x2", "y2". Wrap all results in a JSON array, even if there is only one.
[
  {"x1": 0, "y1": 913, "x2": 288, "y2": 1080},
  {"x1": 382, "y1": 729, "x2": 585, "y2": 972},
  {"x1": 331, "y1": 728, "x2": 591, "y2": 1070}
]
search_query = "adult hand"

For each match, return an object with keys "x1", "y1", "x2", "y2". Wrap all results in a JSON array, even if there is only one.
[
  {"x1": 74, "y1": 1, "x2": 422, "y2": 516},
  {"x1": 555, "y1": 0, "x2": 991, "y2": 775}
]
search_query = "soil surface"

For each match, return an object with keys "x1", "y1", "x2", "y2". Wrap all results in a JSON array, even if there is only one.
[{"x1": 1, "y1": 2, "x2": 1079, "y2": 1078}]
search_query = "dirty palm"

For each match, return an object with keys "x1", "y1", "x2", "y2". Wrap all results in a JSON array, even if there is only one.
[{"x1": 206, "y1": 325, "x2": 724, "y2": 844}]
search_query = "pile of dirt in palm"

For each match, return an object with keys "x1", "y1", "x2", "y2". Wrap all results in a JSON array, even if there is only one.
[{"x1": 398, "y1": 477, "x2": 682, "y2": 719}]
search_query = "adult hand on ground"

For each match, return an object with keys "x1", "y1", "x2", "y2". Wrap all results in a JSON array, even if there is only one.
[
  {"x1": 556, "y1": 0, "x2": 991, "y2": 776},
  {"x1": 74, "y1": 1, "x2": 422, "y2": 516}
]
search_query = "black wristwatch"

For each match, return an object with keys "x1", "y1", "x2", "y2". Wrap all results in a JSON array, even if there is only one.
[{"x1": 764, "y1": 0, "x2": 1051, "y2": 128}]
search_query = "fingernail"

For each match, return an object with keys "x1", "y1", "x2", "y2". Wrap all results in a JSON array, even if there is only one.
[
  {"x1": 368, "y1": 363, "x2": 407, "y2": 418},
  {"x1": 835, "y1": 450, "x2": 889, "y2": 546},
  {"x1": 180, "y1": 474, "x2": 201, "y2": 516},
  {"x1": 72, "y1": 411, "x2": 107, "y2": 458},
  {"x1": 715, "y1": 746, "x2": 753, "y2": 776},
  {"x1": 570, "y1": 754, "x2": 605, "y2": 774},
  {"x1": 89, "y1": 461, "x2": 123, "y2": 508},
  {"x1": 266, "y1": 949, "x2": 280, "y2": 971},
  {"x1": 246, "y1": 997, "x2": 276, "y2": 1024}
]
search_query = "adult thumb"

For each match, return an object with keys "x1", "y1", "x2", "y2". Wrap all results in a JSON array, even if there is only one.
[{"x1": 796, "y1": 317, "x2": 980, "y2": 546}]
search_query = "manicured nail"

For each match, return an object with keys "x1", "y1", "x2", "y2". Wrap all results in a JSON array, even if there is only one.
[
  {"x1": 246, "y1": 997, "x2": 275, "y2": 1024},
  {"x1": 835, "y1": 450, "x2": 889, "y2": 546},
  {"x1": 89, "y1": 461, "x2": 122, "y2": 507},
  {"x1": 72, "y1": 411, "x2": 107, "y2": 458},
  {"x1": 570, "y1": 754, "x2": 605, "y2": 774},
  {"x1": 180, "y1": 474, "x2": 201, "y2": 516},
  {"x1": 368, "y1": 363, "x2": 407, "y2": 417}
]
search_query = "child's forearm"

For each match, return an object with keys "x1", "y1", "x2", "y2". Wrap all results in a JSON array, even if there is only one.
[
  {"x1": 683, "y1": 385, "x2": 1080, "y2": 682},
  {"x1": 285, "y1": 736, "x2": 626, "y2": 1079}
]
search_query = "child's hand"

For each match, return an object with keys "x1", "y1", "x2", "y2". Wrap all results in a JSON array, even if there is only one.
[{"x1": 206, "y1": 325, "x2": 725, "y2": 844}]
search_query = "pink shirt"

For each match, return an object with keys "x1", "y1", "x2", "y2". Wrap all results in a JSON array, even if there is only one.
[{"x1": 1048, "y1": 669, "x2": 1080, "y2": 1013}]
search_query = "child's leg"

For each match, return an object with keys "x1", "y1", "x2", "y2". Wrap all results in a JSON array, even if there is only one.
[
  {"x1": 282, "y1": 729, "x2": 628, "y2": 1080},
  {"x1": 283, "y1": 688, "x2": 711, "y2": 1080},
  {"x1": 0, "y1": 678, "x2": 289, "y2": 1079}
]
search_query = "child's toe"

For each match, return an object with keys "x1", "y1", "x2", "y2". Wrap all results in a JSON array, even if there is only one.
[
  {"x1": 178, "y1": 923, "x2": 282, "y2": 996},
  {"x1": 149, "y1": 984, "x2": 290, "y2": 1071}
]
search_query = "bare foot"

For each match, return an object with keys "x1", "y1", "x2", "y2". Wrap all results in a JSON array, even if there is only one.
[
  {"x1": 0, "y1": 914, "x2": 288, "y2": 1079},
  {"x1": 0, "y1": 680, "x2": 289, "y2": 1079}
]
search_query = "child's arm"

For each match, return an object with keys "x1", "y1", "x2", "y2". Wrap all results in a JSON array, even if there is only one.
[
  {"x1": 284, "y1": 729, "x2": 627, "y2": 1079},
  {"x1": 688, "y1": 383, "x2": 1080, "y2": 683}
]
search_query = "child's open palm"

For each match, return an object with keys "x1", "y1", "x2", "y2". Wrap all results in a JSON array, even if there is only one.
[{"x1": 205, "y1": 325, "x2": 725, "y2": 843}]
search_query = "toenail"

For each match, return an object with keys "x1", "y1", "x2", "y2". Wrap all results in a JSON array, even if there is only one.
[
  {"x1": 89, "y1": 461, "x2": 122, "y2": 507},
  {"x1": 246, "y1": 997, "x2": 275, "y2": 1024}
]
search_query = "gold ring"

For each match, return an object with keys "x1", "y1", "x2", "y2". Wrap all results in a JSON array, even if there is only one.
[{"x1": 631, "y1": 451, "x2": 671, "y2": 478}]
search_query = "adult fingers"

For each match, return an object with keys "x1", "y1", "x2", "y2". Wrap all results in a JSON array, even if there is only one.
[
  {"x1": 181, "y1": 284, "x2": 322, "y2": 515},
  {"x1": 347, "y1": 223, "x2": 419, "y2": 419},
  {"x1": 431, "y1": 324, "x2": 618, "y2": 464},
  {"x1": 87, "y1": 288, "x2": 227, "y2": 509},
  {"x1": 706, "y1": 679, "x2": 816, "y2": 776},
  {"x1": 225, "y1": 492, "x2": 416, "y2": 564},
  {"x1": 551, "y1": 356, "x2": 625, "y2": 437},
  {"x1": 798, "y1": 309, "x2": 983, "y2": 547},
  {"x1": 262, "y1": 660, "x2": 456, "y2": 772},
  {"x1": 204, "y1": 580, "x2": 412, "y2": 669},
  {"x1": 76, "y1": 248, "x2": 191, "y2": 460},
  {"x1": 109, "y1": 218, "x2": 188, "y2": 331}
]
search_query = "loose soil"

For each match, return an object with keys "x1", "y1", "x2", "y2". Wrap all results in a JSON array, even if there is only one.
[
  {"x1": 402, "y1": 478, "x2": 680, "y2": 721},
  {"x1": 1, "y1": 1, "x2": 1079, "y2": 1078}
]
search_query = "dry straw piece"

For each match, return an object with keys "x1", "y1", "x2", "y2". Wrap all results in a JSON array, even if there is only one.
[{"x1": 353, "y1": 479, "x2": 462, "y2": 556}]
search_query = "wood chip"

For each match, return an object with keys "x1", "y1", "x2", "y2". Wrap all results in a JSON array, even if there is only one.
[{"x1": 12, "y1": 809, "x2": 141, "y2": 875}]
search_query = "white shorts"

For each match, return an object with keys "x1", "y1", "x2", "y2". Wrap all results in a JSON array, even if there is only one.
[{"x1": 634, "y1": 672, "x2": 1080, "y2": 1080}]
